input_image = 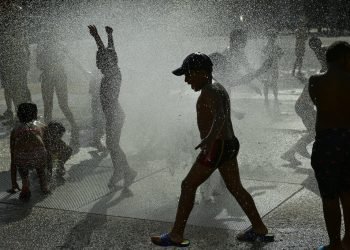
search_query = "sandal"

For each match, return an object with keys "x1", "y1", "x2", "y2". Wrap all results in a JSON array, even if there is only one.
[
  {"x1": 151, "y1": 233, "x2": 190, "y2": 247},
  {"x1": 237, "y1": 228, "x2": 274, "y2": 242}
]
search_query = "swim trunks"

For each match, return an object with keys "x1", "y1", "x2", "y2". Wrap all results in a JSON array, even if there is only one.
[
  {"x1": 197, "y1": 137, "x2": 240, "y2": 168},
  {"x1": 311, "y1": 128, "x2": 350, "y2": 199}
]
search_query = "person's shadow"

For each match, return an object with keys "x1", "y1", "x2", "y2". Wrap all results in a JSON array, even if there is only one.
[
  {"x1": 0, "y1": 170, "x2": 51, "y2": 224},
  {"x1": 60, "y1": 186, "x2": 133, "y2": 249}
]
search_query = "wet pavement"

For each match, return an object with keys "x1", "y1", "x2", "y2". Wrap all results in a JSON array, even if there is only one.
[{"x1": 0, "y1": 82, "x2": 331, "y2": 249}]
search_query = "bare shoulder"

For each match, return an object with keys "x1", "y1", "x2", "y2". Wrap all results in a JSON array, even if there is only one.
[
  {"x1": 309, "y1": 73, "x2": 325, "y2": 86},
  {"x1": 201, "y1": 82, "x2": 226, "y2": 98}
]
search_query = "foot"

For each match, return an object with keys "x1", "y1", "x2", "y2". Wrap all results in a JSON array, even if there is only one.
[
  {"x1": 237, "y1": 228, "x2": 274, "y2": 242},
  {"x1": 42, "y1": 188, "x2": 51, "y2": 195},
  {"x1": 108, "y1": 174, "x2": 123, "y2": 189},
  {"x1": 56, "y1": 166, "x2": 66, "y2": 176},
  {"x1": 19, "y1": 191, "x2": 31, "y2": 202},
  {"x1": 90, "y1": 141, "x2": 107, "y2": 152},
  {"x1": 124, "y1": 169, "x2": 137, "y2": 187},
  {"x1": 281, "y1": 151, "x2": 302, "y2": 165},
  {"x1": 296, "y1": 147, "x2": 311, "y2": 159},
  {"x1": 2, "y1": 118, "x2": 15, "y2": 127},
  {"x1": 151, "y1": 233, "x2": 190, "y2": 247},
  {"x1": 0, "y1": 110, "x2": 13, "y2": 121}
]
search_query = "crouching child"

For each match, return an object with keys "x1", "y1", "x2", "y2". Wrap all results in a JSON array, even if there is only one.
[
  {"x1": 7, "y1": 103, "x2": 49, "y2": 201},
  {"x1": 43, "y1": 121, "x2": 72, "y2": 178}
]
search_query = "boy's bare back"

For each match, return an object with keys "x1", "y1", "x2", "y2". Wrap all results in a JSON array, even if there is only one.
[
  {"x1": 309, "y1": 71, "x2": 350, "y2": 131},
  {"x1": 196, "y1": 82, "x2": 234, "y2": 140}
]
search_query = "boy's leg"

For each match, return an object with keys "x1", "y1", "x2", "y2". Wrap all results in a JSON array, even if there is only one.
[
  {"x1": 3, "y1": 87, "x2": 13, "y2": 118},
  {"x1": 321, "y1": 197, "x2": 343, "y2": 248},
  {"x1": 54, "y1": 77, "x2": 79, "y2": 146},
  {"x1": 340, "y1": 192, "x2": 350, "y2": 247},
  {"x1": 105, "y1": 112, "x2": 136, "y2": 187},
  {"x1": 262, "y1": 81, "x2": 270, "y2": 111},
  {"x1": 169, "y1": 161, "x2": 216, "y2": 242},
  {"x1": 36, "y1": 164, "x2": 49, "y2": 193},
  {"x1": 41, "y1": 76, "x2": 55, "y2": 123},
  {"x1": 218, "y1": 158, "x2": 267, "y2": 235}
]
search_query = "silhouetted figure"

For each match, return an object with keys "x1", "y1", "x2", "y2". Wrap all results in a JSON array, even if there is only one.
[
  {"x1": 282, "y1": 38, "x2": 328, "y2": 165},
  {"x1": 223, "y1": 29, "x2": 253, "y2": 78},
  {"x1": 43, "y1": 121, "x2": 72, "y2": 179},
  {"x1": 0, "y1": 1, "x2": 31, "y2": 123},
  {"x1": 309, "y1": 36, "x2": 328, "y2": 73},
  {"x1": 309, "y1": 41, "x2": 350, "y2": 250},
  {"x1": 36, "y1": 33, "x2": 79, "y2": 149},
  {"x1": 88, "y1": 25, "x2": 136, "y2": 189},
  {"x1": 260, "y1": 30, "x2": 283, "y2": 113},
  {"x1": 292, "y1": 26, "x2": 308, "y2": 76},
  {"x1": 281, "y1": 74, "x2": 315, "y2": 164},
  {"x1": 240, "y1": 30, "x2": 283, "y2": 116},
  {"x1": 7, "y1": 103, "x2": 49, "y2": 201},
  {"x1": 151, "y1": 53, "x2": 273, "y2": 247},
  {"x1": 88, "y1": 69, "x2": 106, "y2": 151}
]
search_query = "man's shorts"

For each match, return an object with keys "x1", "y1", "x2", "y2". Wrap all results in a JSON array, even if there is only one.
[
  {"x1": 197, "y1": 137, "x2": 240, "y2": 168},
  {"x1": 311, "y1": 129, "x2": 350, "y2": 199}
]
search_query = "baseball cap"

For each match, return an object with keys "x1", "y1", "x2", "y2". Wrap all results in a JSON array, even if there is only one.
[{"x1": 172, "y1": 52, "x2": 213, "y2": 76}]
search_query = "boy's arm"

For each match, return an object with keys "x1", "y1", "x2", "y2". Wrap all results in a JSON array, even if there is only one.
[
  {"x1": 105, "y1": 26, "x2": 115, "y2": 49},
  {"x1": 308, "y1": 75, "x2": 317, "y2": 105},
  {"x1": 8, "y1": 131, "x2": 20, "y2": 193},
  {"x1": 195, "y1": 90, "x2": 226, "y2": 151},
  {"x1": 88, "y1": 25, "x2": 105, "y2": 50}
]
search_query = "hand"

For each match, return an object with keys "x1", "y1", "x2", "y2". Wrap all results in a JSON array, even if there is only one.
[
  {"x1": 88, "y1": 25, "x2": 98, "y2": 37},
  {"x1": 195, "y1": 136, "x2": 215, "y2": 153},
  {"x1": 105, "y1": 26, "x2": 113, "y2": 34}
]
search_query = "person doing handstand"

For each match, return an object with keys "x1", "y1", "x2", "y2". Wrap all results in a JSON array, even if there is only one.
[{"x1": 151, "y1": 53, "x2": 274, "y2": 247}]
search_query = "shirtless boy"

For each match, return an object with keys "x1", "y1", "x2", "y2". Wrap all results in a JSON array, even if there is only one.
[
  {"x1": 151, "y1": 53, "x2": 273, "y2": 247},
  {"x1": 8, "y1": 103, "x2": 49, "y2": 201},
  {"x1": 309, "y1": 41, "x2": 350, "y2": 250}
]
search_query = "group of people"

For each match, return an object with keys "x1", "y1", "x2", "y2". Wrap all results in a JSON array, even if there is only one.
[
  {"x1": 6, "y1": 24, "x2": 138, "y2": 201},
  {"x1": 1, "y1": 3, "x2": 349, "y2": 247}
]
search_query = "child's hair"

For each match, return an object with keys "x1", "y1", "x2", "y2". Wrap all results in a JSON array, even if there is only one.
[
  {"x1": 47, "y1": 121, "x2": 66, "y2": 139},
  {"x1": 309, "y1": 36, "x2": 322, "y2": 49},
  {"x1": 326, "y1": 41, "x2": 350, "y2": 63},
  {"x1": 17, "y1": 103, "x2": 38, "y2": 123}
]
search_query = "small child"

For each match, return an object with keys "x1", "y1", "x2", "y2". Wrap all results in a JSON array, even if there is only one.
[
  {"x1": 43, "y1": 121, "x2": 73, "y2": 178},
  {"x1": 7, "y1": 103, "x2": 49, "y2": 201}
]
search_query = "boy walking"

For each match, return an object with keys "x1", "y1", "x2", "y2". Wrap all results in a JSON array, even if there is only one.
[
  {"x1": 309, "y1": 41, "x2": 350, "y2": 250},
  {"x1": 151, "y1": 53, "x2": 273, "y2": 247}
]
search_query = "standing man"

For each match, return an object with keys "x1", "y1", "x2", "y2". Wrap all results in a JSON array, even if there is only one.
[
  {"x1": 0, "y1": 0, "x2": 31, "y2": 122},
  {"x1": 292, "y1": 25, "x2": 308, "y2": 76},
  {"x1": 151, "y1": 53, "x2": 273, "y2": 247},
  {"x1": 88, "y1": 25, "x2": 136, "y2": 189},
  {"x1": 36, "y1": 33, "x2": 79, "y2": 149},
  {"x1": 309, "y1": 41, "x2": 350, "y2": 250}
]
